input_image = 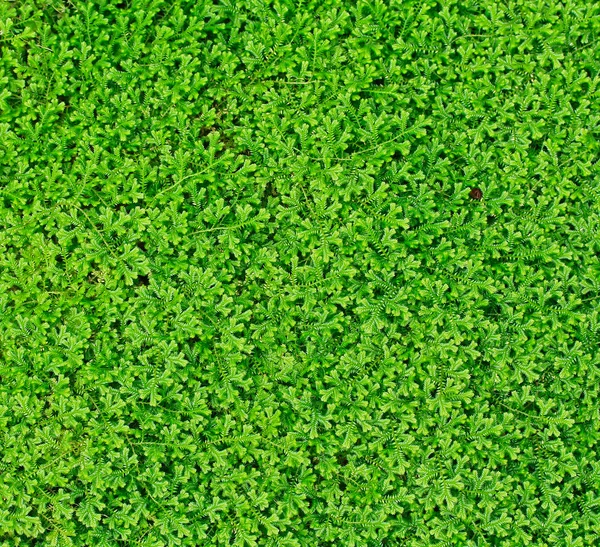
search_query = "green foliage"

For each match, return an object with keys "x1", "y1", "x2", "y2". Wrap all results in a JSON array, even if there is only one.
[{"x1": 1, "y1": 0, "x2": 600, "y2": 545}]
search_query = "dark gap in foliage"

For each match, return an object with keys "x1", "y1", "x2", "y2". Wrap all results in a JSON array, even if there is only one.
[
  {"x1": 77, "y1": 202, "x2": 95, "y2": 212},
  {"x1": 261, "y1": 181, "x2": 278, "y2": 207},
  {"x1": 67, "y1": 151, "x2": 79, "y2": 166},
  {"x1": 391, "y1": 150, "x2": 406, "y2": 162},
  {"x1": 136, "y1": 274, "x2": 150, "y2": 286},
  {"x1": 199, "y1": 125, "x2": 215, "y2": 137},
  {"x1": 371, "y1": 287, "x2": 384, "y2": 298},
  {"x1": 57, "y1": 95, "x2": 71, "y2": 108},
  {"x1": 221, "y1": 135, "x2": 236, "y2": 150}
]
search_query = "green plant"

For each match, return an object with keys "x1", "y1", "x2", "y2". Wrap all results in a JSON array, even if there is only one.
[{"x1": 1, "y1": 0, "x2": 600, "y2": 545}]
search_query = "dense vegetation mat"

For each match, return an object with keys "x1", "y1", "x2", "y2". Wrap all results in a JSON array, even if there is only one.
[{"x1": 2, "y1": 1, "x2": 600, "y2": 545}]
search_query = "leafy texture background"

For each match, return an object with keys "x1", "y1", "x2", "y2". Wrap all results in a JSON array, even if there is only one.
[{"x1": 1, "y1": 0, "x2": 600, "y2": 545}]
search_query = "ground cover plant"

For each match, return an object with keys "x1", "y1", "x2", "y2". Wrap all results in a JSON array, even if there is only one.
[{"x1": 1, "y1": 0, "x2": 600, "y2": 545}]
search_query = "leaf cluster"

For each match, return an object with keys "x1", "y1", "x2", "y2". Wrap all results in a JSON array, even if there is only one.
[{"x1": 1, "y1": 0, "x2": 600, "y2": 546}]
